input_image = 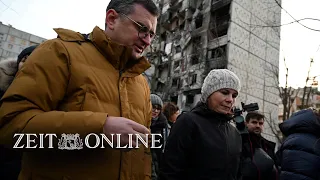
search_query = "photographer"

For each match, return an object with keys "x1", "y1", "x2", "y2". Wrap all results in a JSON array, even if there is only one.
[{"x1": 240, "y1": 111, "x2": 279, "y2": 180}]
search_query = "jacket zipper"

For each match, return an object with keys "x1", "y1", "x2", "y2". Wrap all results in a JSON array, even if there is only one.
[
  {"x1": 118, "y1": 70, "x2": 124, "y2": 180},
  {"x1": 219, "y1": 121, "x2": 229, "y2": 178},
  {"x1": 224, "y1": 124, "x2": 229, "y2": 178}
]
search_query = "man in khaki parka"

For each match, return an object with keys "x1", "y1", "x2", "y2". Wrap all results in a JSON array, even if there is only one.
[{"x1": 0, "y1": 0, "x2": 159, "y2": 180}]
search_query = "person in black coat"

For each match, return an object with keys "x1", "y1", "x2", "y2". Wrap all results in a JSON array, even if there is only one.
[
  {"x1": 159, "y1": 69, "x2": 242, "y2": 180},
  {"x1": 277, "y1": 108, "x2": 320, "y2": 180},
  {"x1": 240, "y1": 111, "x2": 279, "y2": 180},
  {"x1": 150, "y1": 94, "x2": 168, "y2": 180},
  {"x1": 0, "y1": 45, "x2": 37, "y2": 180}
]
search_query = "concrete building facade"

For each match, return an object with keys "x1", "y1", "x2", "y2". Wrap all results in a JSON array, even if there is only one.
[
  {"x1": 145, "y1": 0, "x2": 282, "y2": 142},
  {"x1": 0, "y1": 22, "x2": 46, "y2": 60}
]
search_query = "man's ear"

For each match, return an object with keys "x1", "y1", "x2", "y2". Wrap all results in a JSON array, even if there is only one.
[{"x1": 105, "y1": 9, "x2": 119, "y2": 30}]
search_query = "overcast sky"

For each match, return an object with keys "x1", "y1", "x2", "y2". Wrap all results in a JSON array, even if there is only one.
[{"x1": 1, "y1": 0, "x2": 319, "y2": 88}]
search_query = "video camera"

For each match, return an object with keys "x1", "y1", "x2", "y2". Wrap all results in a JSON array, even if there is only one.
[{"x1": 232, "y1": 102, "x2": 259, "y2": 134}]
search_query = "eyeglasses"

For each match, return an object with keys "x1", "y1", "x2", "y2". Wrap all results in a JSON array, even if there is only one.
[
  {"x1": 152, "y1": 105, "x2": 162, "y2": 111},
  {"x1": 119, "y1": 13, "x2": 156, "y2": 41}
]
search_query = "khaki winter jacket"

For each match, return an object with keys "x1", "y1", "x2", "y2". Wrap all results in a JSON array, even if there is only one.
[{"x1": 0, "y1": 26, "x2": 152, "y2": 180}]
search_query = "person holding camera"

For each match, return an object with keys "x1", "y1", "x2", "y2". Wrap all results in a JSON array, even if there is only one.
[
  {"x1": 240, "y1": 111, "x2": 279, "y2": 180},
  {"x1": 159, "y1": 69, "x2": 242, "y2": 180}
]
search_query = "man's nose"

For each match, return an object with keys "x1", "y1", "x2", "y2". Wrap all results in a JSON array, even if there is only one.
[{"x1": 141, "y1": 35, "x2": 151, "y2": 46}]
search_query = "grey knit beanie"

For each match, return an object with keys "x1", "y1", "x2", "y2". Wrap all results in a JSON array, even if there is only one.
[
  {"x1": 201, "y1": 69, "x2": 241, "y2": 102},
  {"x1": 150, "y1": 94, "x2": 163, "y2": 107}
]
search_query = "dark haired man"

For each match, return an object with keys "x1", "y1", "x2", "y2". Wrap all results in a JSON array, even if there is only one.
[
  {"x1": 240, "y1": 111, "x2": 279, "y2": 180},
  {"x1": 0, "y1": 0, "x2": 159, "y2": 179}
]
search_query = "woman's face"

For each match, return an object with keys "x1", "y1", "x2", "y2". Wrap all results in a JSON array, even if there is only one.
[
  {"x1": 170, "y1": 110, "x2": 180, "y2": 123},
  {"x1": 152, "y1": 104, "x2": 161, "y2": 119},
  {"x1": 207, "y1": 88, "x2": 238, "y2": 114}
]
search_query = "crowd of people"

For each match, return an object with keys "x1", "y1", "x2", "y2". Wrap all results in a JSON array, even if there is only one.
[{"x1": 0, "y1": 0, "x2": 319, "y2": 180}]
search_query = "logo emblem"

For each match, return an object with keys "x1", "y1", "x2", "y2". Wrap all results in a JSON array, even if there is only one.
[{"x1": 58, "y1": 133, "x2": 83, "y2": 150}]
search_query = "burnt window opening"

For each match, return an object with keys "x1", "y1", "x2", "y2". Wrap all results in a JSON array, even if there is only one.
[
  {"x1": 195, "y1": 14, "x2": 203, "y2": 29},
  {"x1": 198, "y1": 3, "x2": 203, "y2": 11},
  {"x1": 172, "y1": 78, "x2": 180, "y2": 87},
  {"x1": 186, "y1": 94, "x2": 194, "y2": 104},
  {"x1": 170, "y1": 96, "x2": 178, "y2": 105},
  {"x1": 173, "y1": 61, "x2": 180, "y2": 69},
  {"x1": 156, "y1": 82, "x2": 165, "y2": 92},
  {"x1": 175, "y1": 45, "x2": 182, "y2": 53},
  {"x1": 190, "y1": 74, "x2": 197, "y2": 85},
  {"x1": 208, "y1": 45, "x2": 226, "y2": 59},
  {"x1": 193, "y1": 36, "x2": 202, "y2": 44},
  {"x1": 190, "y1": 55, "x2": 199, "y2": 65},
  {"x1": 211, "y1": 5, "x2": 230, "y2": 37},
  {"x1": 161, "y1": 32, "x2": 167, "y2": 41},
  {"x1": 180, "y1": 22, "x2": 185, "y2": 30}
]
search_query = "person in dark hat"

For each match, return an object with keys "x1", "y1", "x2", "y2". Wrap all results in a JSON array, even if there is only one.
[
  {"x1": 150, "y1": 94, "x2": 168, "y2": 180},
  {"x1": 17, "y1": 45, "x2": 38, "y2": 70},
  {"x1": 0, "y1": 45, "x2": 37, "y2": 180}
]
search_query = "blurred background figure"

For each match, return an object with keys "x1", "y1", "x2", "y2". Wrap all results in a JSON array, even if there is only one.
[
  {"x1": 240, "y1": 111, "x2": 279, "y2": 180},
  {"x1": 150, "y1": 94, "x2": 168, "y2": 180},
  {"x1": 0, "y1": 59, "x2": 17, "y2": 98},
  {"x1": 277, "y1": 109, "x2": 320, "y2": 180},
  {"x1": 17, "y1": 45, "x2": 38, "y2": 70},
  {"x1": 162, "y1": 102, "x2": 179, "y2": 126},
  {"x1": 0, "y1": 45, "x2": 37, "y2": 180}
]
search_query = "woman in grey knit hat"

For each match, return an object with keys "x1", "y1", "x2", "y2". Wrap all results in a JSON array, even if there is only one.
[{"x1": 159, "y1": 69, "x2": 242, "y2": 180}]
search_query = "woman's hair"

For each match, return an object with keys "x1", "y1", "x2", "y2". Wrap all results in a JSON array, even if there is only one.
[{"x1": 163, "y1": 102, "x2": 179, "y2": 121}]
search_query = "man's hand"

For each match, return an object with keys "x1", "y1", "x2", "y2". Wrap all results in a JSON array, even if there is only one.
[{"x1": 103, "y1": 116, "x2": 150, "y2": 150}]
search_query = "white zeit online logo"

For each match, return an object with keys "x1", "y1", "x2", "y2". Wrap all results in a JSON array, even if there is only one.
[{"x1": 13, "y1": 133, "x2": 163, "y2": 150}]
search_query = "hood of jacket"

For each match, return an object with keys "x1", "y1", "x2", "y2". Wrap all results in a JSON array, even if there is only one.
[
  {"x1": 280, "y1": 109, "x2": 320, "y2": 137},
  {"x1": 0, "y1": 58, "x2": 17, "y2": 94}
]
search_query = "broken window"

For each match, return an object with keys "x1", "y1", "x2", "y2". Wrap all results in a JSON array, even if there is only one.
[
  {"x1": 210, "y1": 5, "x2": 230, "y2": 38},
  {"x1": 193, "y1": 36, "x2": 201, "y2": 44},
  {"x1": 190, "y1": 55, "x2": 199, "y2": 65},
  {"x1": 180, "y1": 21, "x2": 185, "y2": 30},
  {"x1": 156, "y1": 82, "x2": 165, "y2": 92},
  {"x1": 190, "y1": 74, "x2": 197, "y2": 85},
  {"x1": 174, "y1": 61, "x2": 180, "y2": 69},
  {"x1": 170, "y1": 96, "x2": 178, "y2": 105},
  {"x1": 175, "y1": 45, "x2": 182, "y2": 53},
  {"x1": 172, "y1": 78, "x2": 180, "y2": 87},
  {"x1": 208, "y1": 45, "x2": 226, "y2": 59},
  {"x1": 161, "y1": 32, "x2": 167, "y2": 41},
  {"x1": 195, "y1": 14, "x2": 203, "y2": 29},
  {"x1": 186, "y1": 94, "x2": 194, "y2": 104}
]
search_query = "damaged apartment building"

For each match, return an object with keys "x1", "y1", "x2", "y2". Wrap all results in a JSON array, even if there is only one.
[{"x1": 145, "y1": 0, "x2": 281, "y2": 140}]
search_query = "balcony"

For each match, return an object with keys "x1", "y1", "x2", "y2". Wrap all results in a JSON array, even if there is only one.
[{"x1": 206, "y1": 56, "x2": 227, "y2": 70}]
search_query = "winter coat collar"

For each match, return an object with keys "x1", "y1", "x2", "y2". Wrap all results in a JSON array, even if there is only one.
[
  {"x1": 54, "y1": 26, "x2": 151, "y2": 76},
  {"x1": 280, "y1": 109, "x2": 320, "y2": 137},
  {"x1": 151, "y1": 113, "x2": 167, "y2": 129}
]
